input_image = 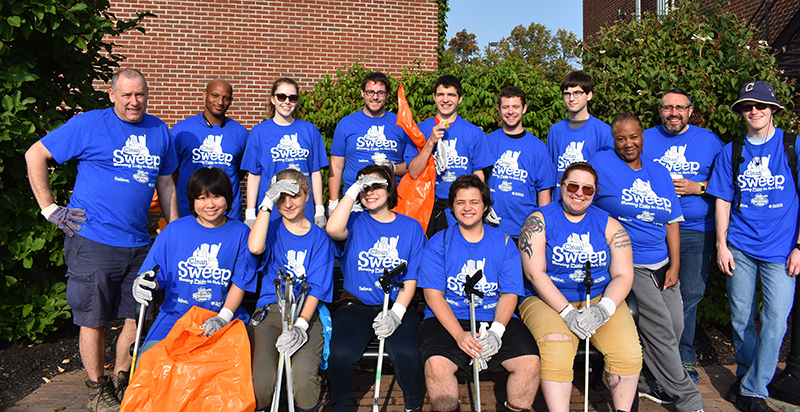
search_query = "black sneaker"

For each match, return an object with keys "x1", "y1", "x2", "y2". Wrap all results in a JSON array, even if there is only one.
[
  {"x1": 638, "y1": 381, "x2": 675, "y2": 405},
  {"x1": 110, "y1": 370, "x2": 129, "y2": 403},
  {"x1": 737, "y1": 395, "x2": 776, "y2": 412},
  {"x1": 726, "y1": 376, "x2": 743, "y2": 404},
  {"x1": 85, "y1": 376, "x2": 121, "y2": 412}
]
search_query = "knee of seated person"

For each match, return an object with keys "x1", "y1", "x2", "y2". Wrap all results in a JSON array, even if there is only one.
[
  {"x1": 604, "y1": 344, "x2": 643, "y2": 377},
  {"x1": 425, "y1": 356, "x2": 456, "y2": 377},
  {"x1": 537, "y1": 333, "x2": 577, "y2": 382}
]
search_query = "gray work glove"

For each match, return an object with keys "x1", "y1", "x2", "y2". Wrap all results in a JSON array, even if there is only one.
[
  {"x1": 476, "y1": 321, "x2": 503, "y2": 359},
  {"x1": 372, "y1": 304, "x2": 406, "y2": 339},
  {"x1": 560, "y1": 304, "x2": 590, "y2": 340},
  {"x1": 201, "y1": 308, "x2": 234, "y2": 337},
  {"x1": 576, "y1": 297, "x2": 616, "y2": 336},
  {"x1": 132, "y1": 271, "x2": 157, "y2": 306},
  {"x1": 484, "y1": 206, "x2": 501, "y2": 225},
  {"x1": 245, "y1": 208, "x2": 256, "y2": 228},
  {"x1": 314, "y1": 205, "x2": 327, "y2": 228},
  {"x1": 327, "y1": 198, "x2": 339, "y2": 217},
  {"x1": 260, "y1": 179, "x2": 300, "y2": 212},
  {"x1": 372, "y1": 152, "x2": 396, "y2": 175},
  {"x1": 344, "y1": 175, "x2": 388, "y2": 202},
  {"x1": 434, "y1": 140, "x2": 448, "y2": 174},
  {"x1": 41, "y1": 204, "x2": 87, "y2": 237},
  {"x1": 276, "y1": 317, "x2": 309, "y2": 356}
]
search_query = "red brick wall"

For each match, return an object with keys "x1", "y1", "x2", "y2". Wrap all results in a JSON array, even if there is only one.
[{"x1": 104, "y1": 0, "x2": 439, "y2": 129}]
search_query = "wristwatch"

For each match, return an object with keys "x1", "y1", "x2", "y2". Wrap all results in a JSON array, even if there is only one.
[
  {"x1": 795, "y1": 243, "x2": 800, "y2": 251},
  {"x1": 698, "y1": 182, "x2": 706, "y2": 195}
]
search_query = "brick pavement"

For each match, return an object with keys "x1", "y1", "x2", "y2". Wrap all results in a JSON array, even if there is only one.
[{"x1": 4, "y1": 364, "x2": 790, "y2": 412}]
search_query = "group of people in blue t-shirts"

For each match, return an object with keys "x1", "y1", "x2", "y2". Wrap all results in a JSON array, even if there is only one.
[{"x1": 26, "y1": 66, "x2": 798, "y2": 412}]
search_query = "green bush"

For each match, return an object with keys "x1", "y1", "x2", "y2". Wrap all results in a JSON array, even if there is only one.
[{"x1": 0, "y1": 0, "x2": 150, "y2": 343}]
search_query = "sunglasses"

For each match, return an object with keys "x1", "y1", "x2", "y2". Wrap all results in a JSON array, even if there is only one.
[
  {"x1": 275, "y1": 93, "x2": 299, "y2": 103},
  {"x1": 740, "y1": 102, "x2": 769, "y2": 112},
  {"x1": 563, "y1": 182, "x2": 596, "y2": 196}
]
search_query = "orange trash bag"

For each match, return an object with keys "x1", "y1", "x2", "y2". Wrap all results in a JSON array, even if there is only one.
[
  {"x1": 393, "y1": 84, "x2": 435, "y2": 233},
  {"x1": 121, "y1": 306, "x2": 256, "y2": 412}
]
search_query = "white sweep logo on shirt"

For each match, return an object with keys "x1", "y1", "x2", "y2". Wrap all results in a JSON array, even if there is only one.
[
  {"x1": 284, "y1": 250, "x2": 308, "y2": 280},
  {"x1": 751, "y1": 193, "x2": 769, "y2": 207},
  {"x1": 621, "y1": 178, "x2": 672, "y2": 211},
  {"x1": 441, "y1": 139, "x2": 469, "y2": 172},
  {"x1": 493, "y1": 150, "x2": 529, "y2": 182},
  {"x1": 356, "y1": 236, "x2": 408, "y2": 293},
  {"x1": 356, "y1": 125, "x2": 398, "y2": 151},
  {"x1": 446, "y1": 259, "x2": 498, "y2": 308},
  {"x1": 637, "y1": 210, "x2": 656, "y2": 222},
  {"x1": 178, "y1": 243, "x2": 232, "y2": 286},
  {"x1": 271, "y1": 134, "x2": 310, "y2": 161},
  {"x1": 192, "y1": 286, "x2": 213, "y2": 303},
  {"x1": 113, "y1": 135, "x2": 162, "y2": 171},
  {"x1": 551, "y1": 233, "x2": 608, "y2": 271},
  {"x1": 193, "y1": 134, "x2": 234, "y2": 165},
  {"x1": 498, "y1": 180, "x2": 513, "y2": 192},
  {"x1": 654, "y1": 145, "x2": 700, "y2": 179},
  {"x1": 557, "y1": 141, "x2": 585, "y2": 171},
  {"x1": 738, "y1": 155, "x2": 785, "y2": 192}
]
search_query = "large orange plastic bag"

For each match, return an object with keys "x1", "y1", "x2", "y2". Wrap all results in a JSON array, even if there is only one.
[
  {"x1": 121, "y1": 306, "x2": 256, "y2": 412},
  {"x1": 393, "y1": 84, "x2": 435, "y2": 232}
]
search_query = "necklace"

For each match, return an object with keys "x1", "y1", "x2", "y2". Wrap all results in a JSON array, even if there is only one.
[{"x1": 745, "y1": 137, "x2": 767, "y2": 166}]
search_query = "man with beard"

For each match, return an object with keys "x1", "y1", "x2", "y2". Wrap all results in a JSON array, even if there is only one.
[{"x1": 643, "y1": 88, "x2": 723, "y2": 386}]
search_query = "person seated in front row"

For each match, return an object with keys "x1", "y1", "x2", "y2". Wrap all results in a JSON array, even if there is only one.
[
  {"x1": 247, "y1": 168, "x2": 333, "y2": 412},
  {"x1": 417, "y1": 174, "x2": 540, "y2": 412},
  {"x1": 517, "y1": 161, "x2": 641, "y2": 412}
]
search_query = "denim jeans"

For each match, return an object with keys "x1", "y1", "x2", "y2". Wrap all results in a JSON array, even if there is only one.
[
  {"x1": 678, "y1": 228, "x2": 715, "y2": 364},
  {"x1": 727, "y1": 244, "x2": 795, "y2": 399},
  {"x1": 327, "y1": 303, "x2": 424, "y2": 412}
]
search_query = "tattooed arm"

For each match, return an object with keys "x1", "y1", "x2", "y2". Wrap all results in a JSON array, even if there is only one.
[
  {"x1": 519, "y1": 212, "x2": 570, "y2": 312},
  {"x1": 603, "y1": 217, "x2": 634, "y2": 306}
]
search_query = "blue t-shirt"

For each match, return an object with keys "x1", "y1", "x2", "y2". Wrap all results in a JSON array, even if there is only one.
[
  {"x1": 643, "y1": 125, "x2": 723, "y2": 231},
  {"x1": 590, "y1": 151, "x2": 683, "y2": 266},
  {"x1": 546, "y1": 116, "x2": 613, "y2": 200},
  {"x1": 171, "y1": 114, "x2": 249, "y2": 221},
  {"x1": 41, "y1": 108, "x2": 178, "y2": 247},
  {"x1": 404, "y1": 115, "x2": 494, "y2": 200},
  {"x1": 707, "y1": 129, "x2": 800, "y2": 263},
  {"x1": 255, "y1": 219, "x2": 334, "y2": 307},
  {"x1": 486, "y1": 129, "x2": 555, "y2": 238},
  {"x1": 418, "y1": 225, "x2": 522, "y2": 322},
  {"x1": 140, "y1": 216, "x2": 258, "y2": 342},
  {"x1": 334, "y1": 211, "x2": 426, "y2": 305},
  {"x1": 331, "y1": 110, "x2": 409, "y2": 193},
  {"x1": 529, "y1": 202, "x2": 611, "y2": 302},
  {"x1": 241, "y1": 119, "x2": 329, "y2": 222}
]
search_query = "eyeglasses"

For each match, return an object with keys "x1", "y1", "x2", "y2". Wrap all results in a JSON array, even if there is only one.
[
  {"x1": 659, "y1": 105, "x2": 690, "y2": 112},
  {"x1": 275, "y1": 93, "x2": 299, "y2": 103},
  {"x1": 740, "y1": 102, "x2": 769, "y2": 112},
  {"x1": 364, "y1": 90, "x2": 387, "y2": 97},
  {"x1": 562, "y1": 90, "x2": 585, "y2": 99},
  {"x1": 563, "y1": 182, "x2": 596, "y2": 196}
]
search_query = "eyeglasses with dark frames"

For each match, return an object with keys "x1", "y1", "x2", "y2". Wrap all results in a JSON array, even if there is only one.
[{"x1": 275, "y1": 93, "x2": 299, "y2": 103}]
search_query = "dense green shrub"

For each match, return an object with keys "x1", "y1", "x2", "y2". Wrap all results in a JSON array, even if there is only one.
[{"x1": 0, "y1": 0, "x2": 150, "y2": 343}]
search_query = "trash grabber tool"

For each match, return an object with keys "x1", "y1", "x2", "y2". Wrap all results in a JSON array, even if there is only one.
[
  {"x1": 372, "y1": 262, "x2": 407, "y2": 412},
  {"x1": 130, "y1": 265, "x2": 159, "y2": 380},
  {"x1": 271, "y1": 274, "x2": 286, "y2": 412},
  {"x1": 465, "y1": 269, "x2": 485, "y2": 412},
  {"x1": 284, "y1": 277, "x2": 308, "y2": 412},
  {"x1": 583, "y1": 260, "x2": 594, "y2": 412}
]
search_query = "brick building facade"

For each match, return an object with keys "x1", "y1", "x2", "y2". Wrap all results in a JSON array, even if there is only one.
[{"x1": 105, "y1": 0, "x2": 440, "y2": 129}]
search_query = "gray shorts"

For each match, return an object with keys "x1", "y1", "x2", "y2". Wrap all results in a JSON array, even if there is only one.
[{"x1": 64, "y1": 234, "x2": 150, "y2": 328}]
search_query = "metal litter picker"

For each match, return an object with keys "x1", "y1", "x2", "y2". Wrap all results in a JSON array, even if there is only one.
[
  {"x1": 372, "y1": 262, "x2": 408, "y2": 412},
  {"x1": 465, "y1": 269, "x2": 485, "y2": 412}
]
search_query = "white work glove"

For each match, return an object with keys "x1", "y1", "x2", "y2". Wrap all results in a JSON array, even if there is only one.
[
  {"x1": 245, "y1": 208, "x2": 257, "y2": 228},
  {"x1": 314, "y1": 205, "x2": 327, "y2": 228},
  {"x1": 484, "y1": 206, "x2": 501, "y2": 225},
  {"x1": 372, "y1": 152, "x2": 396, "y2": 175},
  {"x1": 132, "y1": 271, "x2": 157, "y2": 306},
  {"x1": 344, "y1": 175, "x2": 388, "y2": 202},
  {"x1": 434, "y1": 140, "x2": 448, "y2": 174},
  {"x1": 276, "y1": 317, "x2": 309, "y2": 356},
  {"x1": 560, "y1": 304, "x2": 590, "y2": 340},
  {"x1": 471, "y1": 322, "x2": 504, "y2": 372},
  {"x1": 576, "y1": 297, "x2": 616, "y2": 336},
  {"x1": 372, "y1": 304, "x2": 406, "y2": 339},
  {"x1": 260, "y1": 179, "x2": 299, "y2": 212},
  {"x1": 201, "y1": 307, "x2": 234, "y2": 337},
  {"x1": 327, "y1": 198, "x2": 339, "y2": 217},
  {"x1": 42, "y1": 203, "x2": 86, "y2": 237}
]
